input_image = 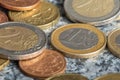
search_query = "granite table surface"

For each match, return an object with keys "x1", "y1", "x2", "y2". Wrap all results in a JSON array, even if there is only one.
[{"x1": 1, "y1": 0, "x2": 120, "y2": 80}]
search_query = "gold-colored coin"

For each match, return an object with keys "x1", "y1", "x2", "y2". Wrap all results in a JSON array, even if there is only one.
[
  {"x1": 51, "y1": 24, "x2": 106, "y2": 58},
  {"x1": 9, "y1": 1, "x2": 60, "y2": 30},
  {"x1": 46, "y1": 73, "x2": 88, "y2": 80},
  {"x1": 94, "y1": 73, "x2": 120, "y2": 80},
  {"x1": 108, "y1": 29, "x2": 120, "y2": 58},
  {"x1": 0, "y1": 58, "x2": 9, "y2": 70},
  {"x1": 0, "y1": 26, "x2": 38, "y2": 51}
]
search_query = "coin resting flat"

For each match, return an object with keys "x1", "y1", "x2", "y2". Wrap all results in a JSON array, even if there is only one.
[
  {"x1": 64, "y1": 0, "x2": 120, "y2": 26},
  {"x1": 51, "y1": 24, "x2": 106, "y2": 58},
  {"x1": 0, "y1": 0, "x2": 40, "y2": 11},
  {"x1": 0, "y1": 22, "x2": 46, "y2": 60},
  {"x1": 9, "y1": 1, "x2": 60, "y2": 30},
  {"x1": 46, "y1": 74, "x2": 88, "y2": 80},
  {"x1": 94, "y1": 73, "x2": 120, "y2": 80},
  {"x1": 0, "y1": 11, "x2": 8, "y2": 23},
  {"x1": 19, "y1": 49, "x2": 66, "y2": 79},
  {"x1": 108, "y1": 29, "x2": 120, "y2": 58}
]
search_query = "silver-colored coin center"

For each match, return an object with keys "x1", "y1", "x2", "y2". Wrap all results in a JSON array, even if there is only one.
[
  {"x1": 59, "y1": 28, "x2": 98, "y2": 50},
  {"x1": 115, "y1": 34, "x2": 120, "y2": 47}
]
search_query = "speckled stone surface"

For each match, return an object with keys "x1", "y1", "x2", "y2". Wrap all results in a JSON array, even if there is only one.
[{"x1": 1, "y1": 0, "x2": 120, "y2": 80}]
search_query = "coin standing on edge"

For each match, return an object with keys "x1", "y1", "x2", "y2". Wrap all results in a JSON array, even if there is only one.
[
  {"x1": 94, "y1": 73, "x2": 120, "y2": 80},
  {"x1": 9, "y1": 1, "x2": 60, "y2": 31},
  {"x1": 108, "y1": 29, "x2": 120, "y2": 58},
  {"x1": 0, "y1": 22, "x2": 47, "y2": 60},
  {"x1": 19, "y1": 49, "x2": 66, "y2": 79},
  {"x1": 51, "y1": 24, "x2": 106, "y2": 58},
  {"x1": 46, "y1": 73, "x2": 88, "y2": 80},
  {"x1": 0, "y1": 58, "x2": 9, "y2": 71},
  {"x1": 0, "y1": 11, "x2": 8, "y2": 23},
  {"x1": 0, "y1": 0, "x2": 40, "y2": 11},
  {"x1": 64, "y1": 0, "x2": 120, "y2": 26}
]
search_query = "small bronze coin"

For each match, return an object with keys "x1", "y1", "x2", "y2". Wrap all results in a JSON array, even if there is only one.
[
  {"x1": 0, "y1": 11, "x2": 8, "y2": 23},
  {"x1": 94, "y1": 73, "x2": 120, "y2": 80},
  {"x1": 0, "y1": 0, "x2": 40, "y2": 11},
  {"x1": 19, "y1": 49, "x2": 66, "y2": 79},
  {"x1": 46, "y1": 73, "x2": 88, "y2": 80}
]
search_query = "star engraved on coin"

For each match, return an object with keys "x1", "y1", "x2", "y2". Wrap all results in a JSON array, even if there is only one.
[
  {"x1": 0, "y1": 27, "x2": 38, "y2": 51},
  {"x1": 59, "y1": 28, "x2": 98, "y2": 50}
]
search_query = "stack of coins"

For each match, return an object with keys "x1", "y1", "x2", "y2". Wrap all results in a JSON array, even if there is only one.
[
  {"x1": 64, "y1": 0, "x2": 120, "y2": 26},
  {"x1": 0, "y1": 0, "x2": 60, "y2": 31}
]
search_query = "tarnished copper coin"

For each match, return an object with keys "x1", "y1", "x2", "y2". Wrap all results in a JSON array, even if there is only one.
[
  {"x1": 0, "y1": 11, "x2": 8, "y2": 23},
  {"x1": 0, "y1": 0, "x2": 40, "y2": 11},
  {"x1": 19, "y1": 49, "x2": 66, "y2": 79}
]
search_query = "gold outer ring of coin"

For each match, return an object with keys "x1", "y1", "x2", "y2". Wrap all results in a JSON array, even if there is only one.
[
  {"x1": 51, "y1": 24, "x2": 106, "y2": 58},
  {"x1": 94, "y1": 73, "x2": 120, "y2": 80},
  {"x1": 8, "y1": 1, "x2": 60, "y2": 31},
  {"x1": 46, "y1": 73, "x2": 88, "y2": 80},
  {"x1": 19, "y1": 49, "x2": 66, "y2": 79},
  {"x1": 0, "y1": 58, "x2": 9, "y2": 71},
  {"x1": 108, "y1": 28, "x2": 120, "y2": 58},
  {"x1": 0, "y1": 0, "x2": 41, "y2": 11}
]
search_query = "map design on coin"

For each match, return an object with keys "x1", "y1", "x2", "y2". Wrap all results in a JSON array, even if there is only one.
[
  {"x1": 0, "y1": 27, "x2": 38, "y2": 51},
  {"x1": 59, "y1": 28, "x2": 98, "y2": 50},
  {"x1": 72, "y1": 0, "x2": 114, "y2": 17}
]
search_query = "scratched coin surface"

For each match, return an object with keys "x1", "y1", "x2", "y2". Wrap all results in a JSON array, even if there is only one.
[
  {"x1": 0, "y1": 58, "x2": 9, "y2": 71},
  {"x1": 108, "y1": 29, "x2": 120, "y2": 58},
  {"x1": 9, "y1": 1, "x2": 60, "y2": 30},
  {"x1": 0, "y1": 22, "x2": 46, "y2": 60},
  {"x1": 0, "y1": 0, "x2": 40, "y2": 11},
  {"x1": 64, "y1": 0, "x2": 120, "y2": 26},
  {"x1": 19, "y1": 49, "x2": 66, "y2": 78},
  {"x1": 94, "y1": 73, "x2": 120, "y2": 80},
  {"x1": 0, "y1": 11, "x2": 8, "y2": 23},
  {"x1": 51, "y1": 24, "x2": 106, "y2": 58},
  {"x1": 46, "y1": 74, "x2": 88, "y2": 80}
]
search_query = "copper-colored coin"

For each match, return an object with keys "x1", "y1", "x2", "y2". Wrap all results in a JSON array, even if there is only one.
[
  {"x1": 0, "y1": 11, "x2": 8, "y2": 23},
  {"x1": 0, "y1": 0, "x2": 40, "y2": 11},
  {"x1": 19, "y1": 49, "x2": 66, "y2": 79}
]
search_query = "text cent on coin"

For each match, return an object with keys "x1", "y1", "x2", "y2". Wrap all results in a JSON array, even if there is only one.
[
  {"x1": 51, "y1": 24, "x2": 106, "y2": 58},
  {"x1": 0, "y1": 0, "x2": 40, "y2": 11},
  {"x1": 0, "y1": 22, "x2": 47, "y2": 60},
  {"x1": 94, "y1": 73, "x2": 120, "y2": 80},
  {"x1": 19, "y1": 49, "x2": 66, "y2": 79},
  {"x1": 9, "y1": 1, "x2": 60, "y2": 30},
  {"x1": 46, "y1": 73, "x2": 88, "y2": 80},
  {"x1": 64, "y1": 0, "x2": 120, "y2": 26},
  {"x1": 108, "y1": 29, "x2": 120, "y2": 58}
]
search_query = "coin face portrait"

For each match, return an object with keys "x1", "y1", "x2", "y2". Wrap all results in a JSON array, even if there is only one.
[
  {"x1": 0, "y1": 26, "x2": 38, "y2": 51},
  {"x1": 72, "y1": 0, "x2": 114, "y2": 17},
  {"x1": 59, "y1": 28, "x2": 98, "y2": 50}
]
